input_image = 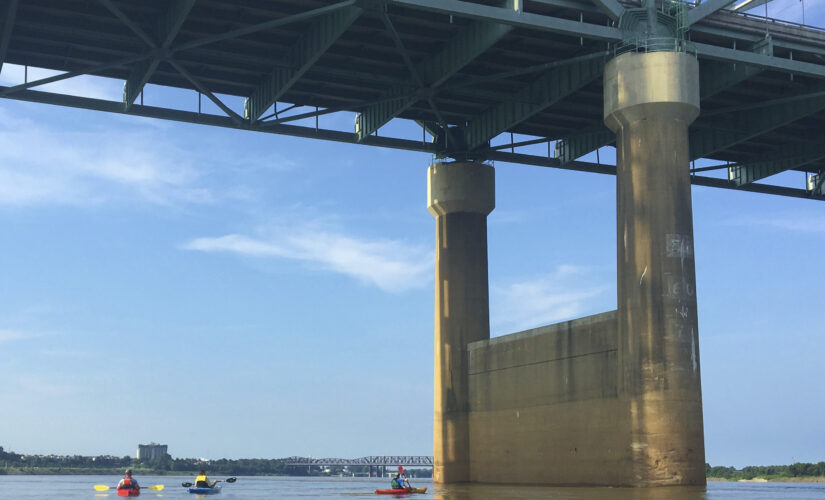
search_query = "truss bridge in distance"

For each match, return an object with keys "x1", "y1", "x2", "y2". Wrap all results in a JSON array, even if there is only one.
[{"x1": 283, "y1": 456, "x2": 433, "y2": 467}]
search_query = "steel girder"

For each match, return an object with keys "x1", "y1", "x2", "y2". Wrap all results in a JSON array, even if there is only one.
[
  {"x1": 590, "y1": 0, "x2": 624, "y2": 21},
  {"x1": 3, "y1": 86, "x2": 820, "y2": 201},
  {"x1": 686, "y1": 0, "x2": 738, "y2": 26},
  {"x1": 554, "y1": 128, "x2": 612, "y2": 164},
  {"x1": 690, "y1": 84, "x2": 825, "y2": 160},
  {"x1": 728, "y1": 142, "x2": 825, "y2": 186},
  {"x1": 244, "y1": 6, "x2": 363, "y2": 122},
  {"x1": 123, "y1": 0, "x2": 197, "y2": 110},
  {"x1": 0, "y1": 0, "x2": 19, "y2": 75},
  {"x1": 810, "y1": 172, "x2": 825, "y2": 196},
  {"x1": 464, "y1": 55, "x2": 605, "y2": 151},
  {"x1": 390, "y1": 0, "x2": 825, "y2": 78},
  {"x1": 355, "y1": 16, "x2": 512, "y2": 141},
  {"x1": 553, "y1": 39, "x2": 771, "y2": 165},
  {"x1": 700, "y1": 37, "x2": 771, "y2": 97},
  {"x1": 694, "y1": 42, "x2": 825, "y2": 80},
  {"x1": 388, "y1": 0, "x2": 623, "y2": 41}
]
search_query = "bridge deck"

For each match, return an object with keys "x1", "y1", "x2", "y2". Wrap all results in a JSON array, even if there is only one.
[{"x1": 1, "y1": 0, "x2": 823, "y2": 199}]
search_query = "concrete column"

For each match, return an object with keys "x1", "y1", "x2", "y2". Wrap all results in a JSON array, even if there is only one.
[
  {"x1": 604, "y1": 51, "x2": 706, "y2": 486},
  {"x1": 428, "y1": 161, "x2": 495, "y2": 483}
]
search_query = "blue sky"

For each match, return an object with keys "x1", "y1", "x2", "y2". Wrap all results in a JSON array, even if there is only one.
[{"x1": 0, "y1": 0, "x2": 822, "y2": 469}]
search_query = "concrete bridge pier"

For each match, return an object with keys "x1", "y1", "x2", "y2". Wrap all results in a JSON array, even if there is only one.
[
  {"x1": 427, "y1": 161, "x2": 495, "y2": 483},
  {"x1": 604, "y1": 51, "x2": 706, "y2": 486}
]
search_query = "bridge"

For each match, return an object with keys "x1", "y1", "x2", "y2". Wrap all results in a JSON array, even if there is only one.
[
  {"x1": 283, "y1": 456, "x2": 433, "y2": 466},
  {"x1": 1, "y1": 0, "x2": 822, "y2": 488},
  {"x1": 283, "y1": 456, "x2": 433, "y2": 478}
]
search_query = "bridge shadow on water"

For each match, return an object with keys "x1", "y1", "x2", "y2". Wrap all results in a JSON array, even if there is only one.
[{"x1": 429, "y1": 484, "x2": 709, "y2": 500}]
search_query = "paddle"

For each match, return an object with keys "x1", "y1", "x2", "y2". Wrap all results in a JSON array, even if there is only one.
[
  {"x1": 93, "y1": 484, "x2": 164, "y2": 491},
  {"x1": 398, "y1": 466, "x2": 413, "y2": 491},
  {"x1": 182, "y1": 477, "x2": 237, "y2": 487}
]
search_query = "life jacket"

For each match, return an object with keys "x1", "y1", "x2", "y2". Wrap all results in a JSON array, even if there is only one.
[
  {"x1": 119, "y1": 478, "x2": 135, "y2": 490},
  {"x1": 195, "y1": 475, "x2": 210, "y2": 488},
  {"x1": 391, "y1": 477, "x2": 401, "y2": 489}
]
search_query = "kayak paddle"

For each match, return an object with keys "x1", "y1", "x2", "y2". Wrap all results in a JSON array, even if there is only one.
[
  {"x1": 93, "y1": 484, "x2": 164, "y2": 491},
  {"x1": 398, "y1": 465, "x2": 414, "y2": 491},
  {"x1": 182, "y1": 477, "x2": 236, "y2": 487}
]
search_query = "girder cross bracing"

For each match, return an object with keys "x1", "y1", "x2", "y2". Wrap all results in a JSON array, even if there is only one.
[
  {"x1": 283, "y1": 456, "x2": 433, "y2": 466},
  {"x1": 2, "y1": 0, "x2": 825, "y2": 200}
]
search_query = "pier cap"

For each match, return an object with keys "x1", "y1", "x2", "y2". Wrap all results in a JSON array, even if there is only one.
[
  {"x1": 428, "y1": 162, "x2": 495, "y2": 217},
  {"x1": 604, "y1": 51, "x2": 700, "y2": 131}
]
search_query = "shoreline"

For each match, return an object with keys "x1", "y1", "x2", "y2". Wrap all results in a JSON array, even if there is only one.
[{"x1": 708, "y1": 476, "x2": 825, "y2": 483}]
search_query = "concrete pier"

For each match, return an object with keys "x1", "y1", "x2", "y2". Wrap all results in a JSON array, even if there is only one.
[
  {"x1": 604, "y1": 51, "x2": 706, "y2": 486},
  {"x1": 428, "y1": 161, "x2": 495, "y2": 483}
]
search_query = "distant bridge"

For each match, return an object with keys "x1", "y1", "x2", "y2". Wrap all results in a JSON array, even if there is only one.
[{"x1": 284, "y1": 456, "x2": 433, "y2": 467}]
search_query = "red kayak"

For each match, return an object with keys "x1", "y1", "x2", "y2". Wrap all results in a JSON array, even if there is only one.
[
  {"x1": 117, "y1": 487, "x2": 141, "y2": 497},
  {"x1": 375, "y1": 487, "x2": 427, "y2": 495}
]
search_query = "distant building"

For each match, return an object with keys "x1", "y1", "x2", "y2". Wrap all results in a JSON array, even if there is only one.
[{"x1": 136, "y1": 443, "x2": 168, "y2": 460}]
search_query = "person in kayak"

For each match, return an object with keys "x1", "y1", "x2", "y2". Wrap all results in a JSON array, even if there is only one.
[
  {"x1": 390, "y1": 473, "x2": 410, "y2": 491},
  {"x1": 195, "y1": 470, "x2": 218, "y2": 489},
  {"x1": 116, "y1": 469, "x2": 140, "y2": 493}
]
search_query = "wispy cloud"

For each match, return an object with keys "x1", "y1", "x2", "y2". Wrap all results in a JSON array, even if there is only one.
[
  {"x1": 491, "y1": 265, "x2": 611, "y2": 335},
  {"x1": 724, "y1": 213, "x2": 825, "y2": 234},
  {"x1": 183, "y1": 226, "x2": 432, "y2": 293},
  {"x1": 18, "y1": 375, "x2": 80, "y2": 396},
  {"x1": 0, "y1": 329, "x2": 47, "y2": 342},
  {"x1": 0, "y1": 107, "x2": 212, "y2": 206}
]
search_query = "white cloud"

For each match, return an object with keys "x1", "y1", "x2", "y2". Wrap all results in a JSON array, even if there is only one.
[
  {"x1": 725, "y1": 213, "x2": 825, "y2": 233},
  {"x1": 183, "y1": 227, "x2": 432, "y2": 293},
  {"x1": 491, "y1": 265, "x2": 611, "y2": 335},
  {"x1": 0, "y1": 330, "x2": 27, "y2": 342},
  {"x1": 0, "y1": 107, "x2": 212, "y2": 206},
  {"x1": 0, "y1": 329, "x2": 48, "y2": 342}
]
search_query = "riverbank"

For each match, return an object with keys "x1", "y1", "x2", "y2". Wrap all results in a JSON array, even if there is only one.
[{"x1": 708, "y1": 476, "x2": 825, "y2": 483}]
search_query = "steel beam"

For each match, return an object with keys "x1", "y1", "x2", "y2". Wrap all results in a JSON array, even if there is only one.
[
  {"x1": 810, "y1": 172, "x2": 825, "y2": 196},
  {"x1": 387, "y1": 0, "x2": 622, "y2": 41},
  {"x1": 244, "y1": 6, "x2": 362, "y2": 122},
  {"x1": 464, "y1": 55, "x2": 605, "y2": 150},
  {"x1": 729, "y1": 142, "x2": 825, "y2": 186},
  {"x1": 590, "y1": 0, "x2": 624, "y2": 21},
  {"x1": 355, "y1": 19, "x2": 512, "y2": 141},
  {"x1": 0, "y1": 0, "x2": 19, "y2": 75},
  {"x1": 124, "y1": 0, "x2": 196, "y2": 110},
  {"x1": 172, "y1": 0, "x2": 357, "y2": 54},
  {"x1": 554, "y1": 128, "x2": 612, "y2": 164},
  {"x1": 691, "y1": 84, "x2": 825, "y2": 160},
  {"x1": 686, "y1": 0, "x2": 738, "y2": 26},
  {"x1": 97, "y1": 0, "x2": 157, "y2": 49},
  {"x1": 695, "y1": 42, "x2": 825, "y2": 80},
  {"x1": 2, "y1": 86, "x2": 818, "y2": 201}
]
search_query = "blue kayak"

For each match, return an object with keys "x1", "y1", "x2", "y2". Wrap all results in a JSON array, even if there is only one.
[{"x1": 188, "y1": 483, "x2": 222, "y2": 495}]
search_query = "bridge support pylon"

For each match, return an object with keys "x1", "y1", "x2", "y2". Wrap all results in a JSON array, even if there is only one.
[
  {"x1": 428, "y1": 161, "x2": 495, "y2": 483},
  {"x1": 604, "y1": 51, "x2": 706, "y2": 486}
]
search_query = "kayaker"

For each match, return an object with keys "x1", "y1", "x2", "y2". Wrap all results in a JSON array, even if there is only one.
[
  {"x1": 195, "y1": 469, "x2": 218, "y2": 489},
  {"x1": 390, "y1": 473, "x2": 410, "y2": 491},
  {"x1": 116, "y1": 469, "x2": 140, "y2": 493}
]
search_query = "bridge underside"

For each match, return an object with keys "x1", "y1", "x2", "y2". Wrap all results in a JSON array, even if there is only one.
[
  {"x1": 2, "y1": 0, "x2": 824, "y2": 488},
  {"x1": 1, "y1": 0, "x2": 824, "y2": 198}
]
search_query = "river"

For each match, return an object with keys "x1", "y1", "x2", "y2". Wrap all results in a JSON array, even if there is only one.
[{"x1": 1, "y1": 475, "x2": 823, "y2": 499}]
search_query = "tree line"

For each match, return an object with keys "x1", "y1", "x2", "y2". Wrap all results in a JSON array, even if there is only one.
[
  {"x1": 0, "y1": 446, "x2": 430, "y2": 477},
  {"x1": 706, "y1": 462, "x2": 825, "y2": 480}
]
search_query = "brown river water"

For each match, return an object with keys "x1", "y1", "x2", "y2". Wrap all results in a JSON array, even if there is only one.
[{"x1": 1, "y1": 475, "x2": 823, "y2": 499}]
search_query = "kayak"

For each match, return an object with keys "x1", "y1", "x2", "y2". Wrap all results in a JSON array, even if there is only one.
[
  {"x1": 188, "y1": 483, "x2": 223, "y2": 495},
  {"x1": 375, "y1": 487, "x2": 427, "y2": 495},
  {"x1": 116, "y1": 488, "x2": 140, "y2": 497}
]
